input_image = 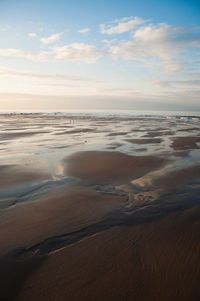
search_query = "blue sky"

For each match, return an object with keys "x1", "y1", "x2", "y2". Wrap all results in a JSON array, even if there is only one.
[{"x1": 0, "y1": 0, "x2": 200, "y2": 111}]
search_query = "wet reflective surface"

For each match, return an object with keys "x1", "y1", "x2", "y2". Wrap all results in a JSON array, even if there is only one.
[
  {"x1": 0, "y1": 113, "x2": 200, "y2": 206},
  {"x1": 1, "y1": 113, "x2": 200, "y2": 301}
]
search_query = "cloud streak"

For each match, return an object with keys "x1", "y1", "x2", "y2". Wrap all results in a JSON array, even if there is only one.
[
  {"x1": 152, "y1": 79, "x2": 200, "y2": 88},
  {"x1": 0, "y1": 48, "x2": 49, "y2": 60},
  {"x1": 40, "y1": 33, "x2": 62, "y2": 44},
  {"x1": 100, "y1": 16, "x2": 146, "y2": 34},
  {"x1": 52, "y1": 43, "x2": 104, "y2": 63},
  {"x1": 0, "y1": 69, "x2": 99, "y2": 83},
  {"x1": 78, "y1": 28, "x2": 90, "y2": 34}
]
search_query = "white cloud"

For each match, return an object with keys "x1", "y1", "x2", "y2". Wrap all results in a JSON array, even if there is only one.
[
  {"x1": 53, "y1": 43, "x2": 104, "y2": 63},
  {"x1": 0, "y1": 20, "x2": 199, "y2": 74},
  {"x1": 0, "y1": 43, "x2": 104, "y2": 63},
  {"x1": 28, "y1": 33, "x2": 37, "y2": 38},
  {"x1": 100, "y1": 16, "x2": 146, "y2": 35},
  {"x1": 40, "y1": 33, "x2": 62, "y2": 44},
  {"x1": 107, "y1": 23, "x2": 200, "y2": 73},
  {"x1": 0, "y1": 48, "x2": 50, "y2": 61},
  {"x1": 78, "y1": 28, "x2": 90, "y2": 34}
]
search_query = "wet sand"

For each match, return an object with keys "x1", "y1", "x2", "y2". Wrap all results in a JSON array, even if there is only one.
[
  {"x1": 125, "y1": 138, "x2": 162, "y2": 144},
  {"x1": 0, "y1": 113, "x2": 200, "y2": 301},
  {"x1": 63, "y1": 151, "x2": 165, "y2": 184},
  {"x1": 0, "y1": 165, "x2": 50, "y2": 191},
  {"x1": 171, "y1": 136, "x2": 200, "y2": 150},
  {"x1": 14, "y1": 209, "x2": 200, "y2": 301}
]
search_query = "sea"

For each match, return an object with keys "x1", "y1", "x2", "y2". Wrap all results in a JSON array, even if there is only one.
[{"x1": 0, "y1": 109, "x2": 200, "y2": 121}]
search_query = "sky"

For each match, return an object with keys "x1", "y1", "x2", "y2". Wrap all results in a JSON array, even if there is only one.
[{"x1": 0, "y1": 0, "x2": 200, "y2": 112}]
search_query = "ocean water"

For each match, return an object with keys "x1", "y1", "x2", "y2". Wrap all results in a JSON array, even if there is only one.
[{"x1": 0, "y1": 109, "x2": 200, "y2": 120}]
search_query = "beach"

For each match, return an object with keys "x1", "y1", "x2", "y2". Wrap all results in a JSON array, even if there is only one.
[{"x1": 0, "y1": 113, "x2": 200, "y2": 301}]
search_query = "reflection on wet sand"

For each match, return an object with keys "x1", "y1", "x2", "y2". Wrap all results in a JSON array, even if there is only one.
[
  {"x1": 0, "y1": 113, "x2": 200, "y2": 301},
  {"x1": 0, "y1": 164, "x2": 50, "y2": 191}
]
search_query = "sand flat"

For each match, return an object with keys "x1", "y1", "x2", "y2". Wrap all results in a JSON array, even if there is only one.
[{"x1": 0, "y1": 114, "x2": 200, "y2": 301}]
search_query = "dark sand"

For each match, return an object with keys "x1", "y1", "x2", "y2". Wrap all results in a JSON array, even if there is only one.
[
  {"x1": 171, "y1": 136, "x2": 200, "y2": 150},
  {"x1": 54, "y1": 128, "x2": 96, "y2": 135},
  {"x1": 107, "y1": 132, "x2": 128, "y2": 136},
  {"x1": 125, "y1": 138, "x2": 162, "y2": 144},
  {"x1": 14, "y1": 209, "x2": 200, "y2": 301},
  {"x1": 143, "y1": 130, "x2": 174, "y2": 137},
  {"x1": 0, "y1": 114, "x2": 200, "y2": 301},
  {"x1": 63, "y1": 151, "x2": 165, "y2": 184}
]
